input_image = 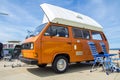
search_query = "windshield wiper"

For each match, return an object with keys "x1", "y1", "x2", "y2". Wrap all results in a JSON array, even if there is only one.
[{"x1": 29, "y1": 34, "x2": 35, "y2": 37}]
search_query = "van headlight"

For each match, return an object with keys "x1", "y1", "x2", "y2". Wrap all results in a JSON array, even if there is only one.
[{"x1": 30, "y1": 43, "x2": 34, "y2": 49}]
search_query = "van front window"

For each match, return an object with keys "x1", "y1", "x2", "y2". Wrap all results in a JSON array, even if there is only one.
[
  {"x1": 26, "y1": 23, "x2": 46, "y2": 38},
  {"x1": 33, "y1": 23, "x2": 47, "y2": 36},
  {"x1": 44, "y1": 26, "x2": 69, "y2": 38}
]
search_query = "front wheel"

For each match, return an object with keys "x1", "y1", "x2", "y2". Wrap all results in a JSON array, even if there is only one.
[{"x1": 52, "y1": 56, "x2": 68, "y2": 73}]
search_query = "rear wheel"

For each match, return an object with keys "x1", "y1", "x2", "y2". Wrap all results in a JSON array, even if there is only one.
[{"x1": 52, "y1": 56, "x2": 68, "y2": 73}]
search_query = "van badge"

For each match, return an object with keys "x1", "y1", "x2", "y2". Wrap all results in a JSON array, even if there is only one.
[{"x1": 76, "y1": 51, "x2": 83, "y2": 56}]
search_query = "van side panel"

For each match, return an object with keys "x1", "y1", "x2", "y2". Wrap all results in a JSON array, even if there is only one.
[
  {"x1": 40, "y1": 25, "x2": 73, "y2": 64},
  {"x1": 70, "y1": 27, "x2": 93, "y2": 62},
  {"x1": 41, "y1": 36, "x2": 72, "y2": 63},
  {"x1": 71, "y1": 37, "x2": 92, "y2": 61},
  {"x1": 39, "y1": 25, "x2": 109, "y2": 64}
]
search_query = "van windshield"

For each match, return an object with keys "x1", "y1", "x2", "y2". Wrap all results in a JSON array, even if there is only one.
[
  {"x1": 26, "y1": 23, "x2": 46, "y2": 38},
  {"x1": 33, "y1": 23, "x2": 46, "y2": 36}
]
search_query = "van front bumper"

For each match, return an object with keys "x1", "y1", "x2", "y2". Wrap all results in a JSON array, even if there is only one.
[{"x1": 20, "y1": 57, "x2": 38, "y2": 65}]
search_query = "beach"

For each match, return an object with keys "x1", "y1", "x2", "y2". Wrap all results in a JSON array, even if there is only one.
[{"x1": 0, "y1": 50, "x2": 120, "y2": 80}]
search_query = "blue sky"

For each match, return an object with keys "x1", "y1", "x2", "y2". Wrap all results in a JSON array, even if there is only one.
[{"x1": 0, "y1": 0, "x2": 120, "y2": 48}]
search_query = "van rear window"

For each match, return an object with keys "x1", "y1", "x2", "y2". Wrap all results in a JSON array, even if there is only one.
[{"x1": 91, "y1": 31, "x2": 102, "y2": 40}]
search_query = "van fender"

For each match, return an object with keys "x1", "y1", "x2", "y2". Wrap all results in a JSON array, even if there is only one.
[{"x1": 52, "y1": 52, "x2": 70, "y2": 63}]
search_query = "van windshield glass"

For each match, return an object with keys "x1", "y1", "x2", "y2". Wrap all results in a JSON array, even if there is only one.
[
  {"x1": 26, "y1": 23, "x2": 46, "y2": 38},
  {"x1": 33, "y1": 23, "x2": 46, "y2": 36}
]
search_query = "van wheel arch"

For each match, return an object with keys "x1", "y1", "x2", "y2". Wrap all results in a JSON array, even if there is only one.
[
  {"x1": 52, "y1": 53, "x2": 70, "y2": 73},
  {"x1": 53, "y1": 53, "x2": 70, "y2": 63}
]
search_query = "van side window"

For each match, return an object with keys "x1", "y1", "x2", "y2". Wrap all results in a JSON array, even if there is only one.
[
  {"x1": 82, "y1": 30, "x2": 90, "y2": 39},
  {"x1": 72, "y1": 28, "x2": 90, "y2": 39},
  {"x1": 92, "y1": 31, "x2": 102, "y2": 40},
  {"x1": 44, "y1": 26, "x2": 69, "y2": 38},
  {"x1": 72, "y1": 28, "x2": 83, "y2": 38}
]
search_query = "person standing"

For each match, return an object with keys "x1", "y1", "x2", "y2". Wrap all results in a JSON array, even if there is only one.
[
  {"x1": 0, "y1": 42, "x2": 3, "y2": 59},
  {"x1": 118, "y1": 49, "x2": 120, "y2": 58}
]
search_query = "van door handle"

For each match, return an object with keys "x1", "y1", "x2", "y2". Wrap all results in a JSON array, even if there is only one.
[{"x1": 67, "y1": 42, "x2": 72, "y2": 45}]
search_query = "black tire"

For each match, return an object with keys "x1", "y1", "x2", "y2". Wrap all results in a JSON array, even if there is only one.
[
  {"x1": 52, "y1": 56, "x2": 68, "y2": 73},
  {"x1": 37, "y1": 64, "x2": 47, "y2": 68}
]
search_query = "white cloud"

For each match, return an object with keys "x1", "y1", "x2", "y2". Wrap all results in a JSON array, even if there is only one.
[
  {"x1": 0, "y1": 0, "x2": 41, "y2": 43},
  {"x1": 0, "y1": 24, "x2": 27, "y2": 42},
  {"x1": 105, "y1": 27, "x2": 120, "y2": 39},
  {"x1": 103, "y1": 26, "x2": 120, "y2": 48},
  {"x1": 86, "y1": 0, "x2": 107, "y2": 20},
  {"x1": 0, "y1": 0, "x2": 40, "y2": 25}
]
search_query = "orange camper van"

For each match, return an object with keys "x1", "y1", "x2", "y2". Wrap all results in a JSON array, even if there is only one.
[{"x1": 20, "y1": 3, "x2": 109, "y2": 73}]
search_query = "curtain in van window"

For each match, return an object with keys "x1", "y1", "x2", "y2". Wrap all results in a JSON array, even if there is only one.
[
  {"x1": 72, "y1": 28, "x2": 83, "y2": 38},
  {"x1": 82, "y1": 30, "x2": 90, "y2": 39},
  {"x1": 44, "y1": 26, "x2": 69, "y2": 37}
]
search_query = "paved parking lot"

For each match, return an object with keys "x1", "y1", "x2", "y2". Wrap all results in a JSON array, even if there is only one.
[{"x1": 0, "y1": 60, "x2": 120, "y2": 80}]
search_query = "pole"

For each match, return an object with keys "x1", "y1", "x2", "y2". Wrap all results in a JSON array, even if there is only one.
[{"x1": 0, "y1": 12, "x2": 8, "y2": 16}]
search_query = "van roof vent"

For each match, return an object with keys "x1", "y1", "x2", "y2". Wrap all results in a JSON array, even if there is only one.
[{"x1": 76, "y1": 15, "x2": 83, "y2": 20}]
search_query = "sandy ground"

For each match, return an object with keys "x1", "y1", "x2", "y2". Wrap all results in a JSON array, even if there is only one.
[{"x1": 0, "y1": 50, "x2": 120, "y2": 80}]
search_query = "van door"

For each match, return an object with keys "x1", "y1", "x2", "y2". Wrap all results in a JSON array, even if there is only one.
[
  {"x1": 41, "y1": 25, "x2": 72, "y2": 63},
  {"x1": 72, "y1": 28, "x2": 91, "y2": 62}
]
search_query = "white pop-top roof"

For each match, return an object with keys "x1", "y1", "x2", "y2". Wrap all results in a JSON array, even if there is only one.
[{"x1": 40, "y1": 3, "x2": 103, "y2": 31}]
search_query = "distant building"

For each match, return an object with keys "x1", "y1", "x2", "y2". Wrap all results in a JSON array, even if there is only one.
[{"x1": 3, "y1": 41, "x2": 21, "y2": 49}]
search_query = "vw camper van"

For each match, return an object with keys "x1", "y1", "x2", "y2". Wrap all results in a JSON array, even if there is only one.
[{"x1": 20, "y1": 3, "x2": 109, "y2": 73}]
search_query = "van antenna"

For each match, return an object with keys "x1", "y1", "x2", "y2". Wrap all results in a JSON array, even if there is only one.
[{"x1": 40, "y1": 7, "x2": 51, "y2": 22}]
